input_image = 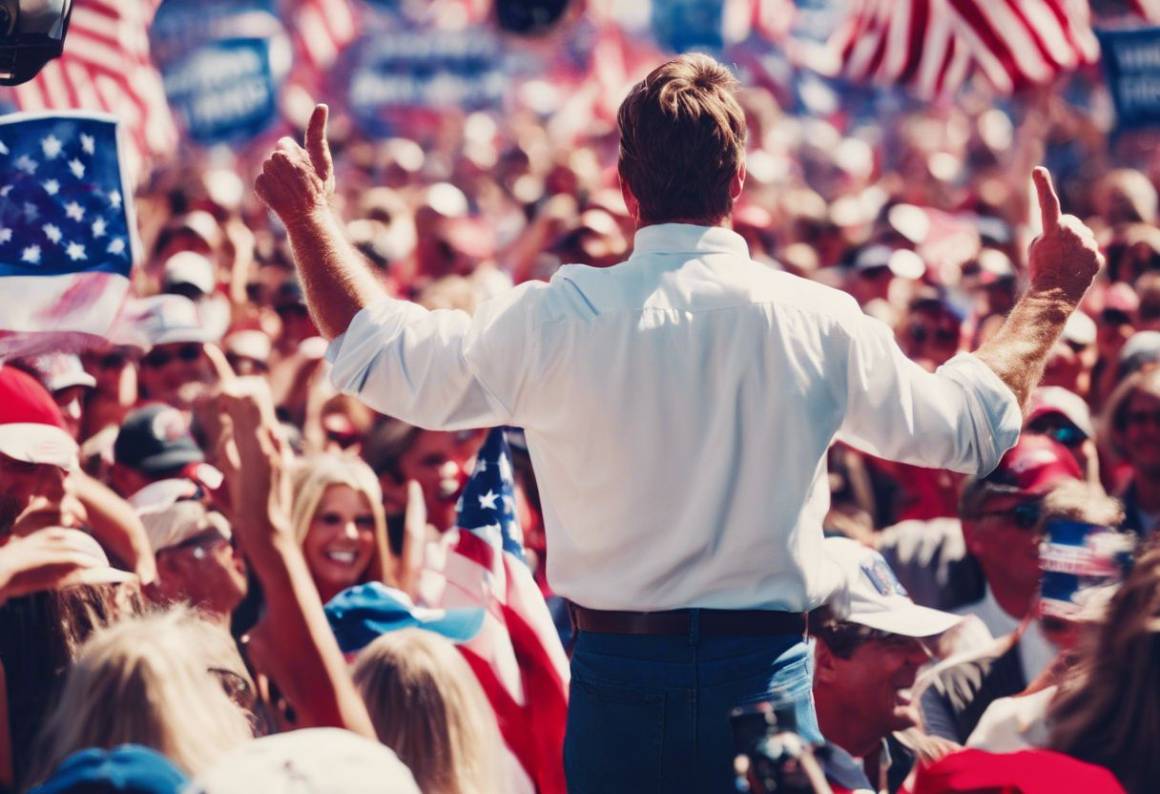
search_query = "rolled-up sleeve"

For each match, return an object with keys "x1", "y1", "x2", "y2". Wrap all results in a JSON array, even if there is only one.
[
  {"x1": 326, "y1": 283, "x2": 544, "y2": 430},
  {"x1": 835, "y1": 311, "x2": 1021, "y2": 477}
]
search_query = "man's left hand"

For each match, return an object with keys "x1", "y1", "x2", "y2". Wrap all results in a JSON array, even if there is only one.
[{"x1": 255, "y1": 104, "x2": 336, "y2": 226}]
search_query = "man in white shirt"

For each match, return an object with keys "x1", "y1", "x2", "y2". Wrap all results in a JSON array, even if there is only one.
[{"x1": 254, "y1": 53, "x2": 1102, "y2": 792}]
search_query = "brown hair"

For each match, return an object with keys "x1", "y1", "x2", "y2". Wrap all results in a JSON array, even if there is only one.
[
  {"x1": 1048, "y1": 548, "x2": 1160, "y2": 793},
  {"x1": 617, "y1": 54, "x2": 747, "y2": 225}
]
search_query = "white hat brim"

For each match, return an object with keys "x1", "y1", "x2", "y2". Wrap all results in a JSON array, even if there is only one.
[{"x1": 846, "y1": 601, "x2": 963, "y2": 638}]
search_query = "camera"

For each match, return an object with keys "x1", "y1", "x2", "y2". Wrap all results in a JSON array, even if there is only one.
[
  {"x1": 730, "y1": 701, "x2": 832, "y2": 794},
  {"x1": 0, "y1": 0, "x2": 73, "y2": 86}
]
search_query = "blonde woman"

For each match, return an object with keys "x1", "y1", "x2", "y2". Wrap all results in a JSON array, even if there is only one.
[
  {"x1": 290, "y1": 454, "x2": 393, "y2": 604},
  {"x1": 29, "y1": 609, "x2": 254, "y2": 784},
  {"x1": 352, "y1": 628, "x2": 504, "y2": 794}
]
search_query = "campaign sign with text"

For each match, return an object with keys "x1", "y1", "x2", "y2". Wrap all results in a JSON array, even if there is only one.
[
  {"x1": 152, "y1": 0, "x2": 286, "y2": 146},
  {"x1": 1098, "y1": 27, "x2": 1160, "y2": 129},
  {"x1": 346, "y1": 29, "x2": 506, "y2": 137},
  {"x1": 162, "y1": 38, "x2": 280, "y2": 145}
]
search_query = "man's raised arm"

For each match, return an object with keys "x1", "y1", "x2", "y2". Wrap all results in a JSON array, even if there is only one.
[
  {"x1": 255, "y1": 104, "x2": 386, "y2": 339},
  {"x1": 972, "y1": 167, "x2": 1103, "y2": 407}
]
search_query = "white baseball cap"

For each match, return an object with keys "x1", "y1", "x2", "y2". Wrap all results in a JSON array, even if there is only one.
[
  {"x1": 823, "y1": 537, "x2": 962, "y2": 638},
  {"x1": 189, "y1": 729, "x2": 420, "y2": 794},
  {"x1": 26, "y1": 353, "x2": 96, "y2": 392},
  {"x1": 137, "y1": 499, "x2": 231, "y2": 554},
  {"x1": 131, "y1": 294, "x2": 217, "y2": 346},
  {"x1": 162, "y1": 251, "x2": 215, "y2": 296}
]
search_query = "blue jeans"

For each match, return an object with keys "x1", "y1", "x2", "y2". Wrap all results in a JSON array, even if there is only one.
[{"x1": 564, "y1": 620, "x2": 818, "y2": 793}]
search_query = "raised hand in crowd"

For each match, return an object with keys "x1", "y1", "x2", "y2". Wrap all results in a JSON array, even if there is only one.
[
  {"x1": 217, "y1": 380, "x2": 375, "y2": 739},
  {"x1": 0, "y1": 529, "x2": 106, "y2": 605}
]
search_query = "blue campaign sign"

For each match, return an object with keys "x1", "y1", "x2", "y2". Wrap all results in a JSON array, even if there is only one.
[
  {"x1": 346, "y1": 29, "x2": 506, "y2": 137},
  {"x1": 1097, "y1": 27, "x2": 1160, "y2": 129},
  {"x1": 650, "y1": 0, "x2": 725, "y2": 53},
  {"x1": 151, "y1": 0, "x2": 285, "y2": 146},
  {"x1": 162, "y1": 38, "x2": 280, "y2": 145}
]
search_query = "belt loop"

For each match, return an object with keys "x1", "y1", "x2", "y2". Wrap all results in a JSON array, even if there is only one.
[{"x1": 688, "y1": 609, "x2": 701, "y2": 645}]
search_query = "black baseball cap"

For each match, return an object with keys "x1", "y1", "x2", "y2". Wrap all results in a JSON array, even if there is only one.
[{"x1": 113, "y1": 404, "x2": 204, "y2": 476}]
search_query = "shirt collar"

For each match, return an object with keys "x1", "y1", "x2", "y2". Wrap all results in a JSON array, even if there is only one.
[{"x1": 631, "y1": 223, "x2": 750, "y2": 258}]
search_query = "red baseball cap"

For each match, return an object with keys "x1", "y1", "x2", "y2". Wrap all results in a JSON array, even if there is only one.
[
  {"x1": 983, "y1": 434, "x2": 1083, "y2": 497},
  {"x1": 0, "y1": 366, "x2": 77, "y2": 469}
]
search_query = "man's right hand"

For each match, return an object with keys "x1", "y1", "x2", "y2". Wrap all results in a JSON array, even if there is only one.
[
  {"x1": 255, "y1": 104, "x2": 336, "y2": 226},
  {"x1": 1027, "y1": 167, "x2": 1103, "y2": 303}
]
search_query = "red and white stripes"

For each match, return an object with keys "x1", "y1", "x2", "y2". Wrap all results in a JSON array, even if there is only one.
[
  {"x1": 831, "y1": 0, "x2": 1099, "y2": 97},
  {"x1": 8, "y1": 0, "x2": 177, "y2": 177}
]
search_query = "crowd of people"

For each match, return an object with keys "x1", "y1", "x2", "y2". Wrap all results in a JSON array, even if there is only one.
[{"x1": 2, "y1": 4, "x2": 1160, "y2": 793}]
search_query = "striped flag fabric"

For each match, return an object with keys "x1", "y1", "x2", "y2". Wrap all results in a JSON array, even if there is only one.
[
  {"x1": 0, "y1": 113, "x2": 135, "y2": 359},
  {"x1": 5, "y1": 0, "x2": 177, "y2": 179},
  {"x1": 286, "y1": 0, "x2": 360, "y2": 77},
  {"x1": 419, "y1": 427, "x2": 569, "y2": 794},
  {"x1": 830, "y1": 0, "x2": 1099, "y2": 97}
]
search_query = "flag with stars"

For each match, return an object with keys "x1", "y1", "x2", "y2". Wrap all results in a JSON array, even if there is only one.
[
  {"x1": 419, "y1": 427, "x2": 569, "y2": 794},
  {"x1": 0, "y1": 113, "x2": 135, "y2": 360}
]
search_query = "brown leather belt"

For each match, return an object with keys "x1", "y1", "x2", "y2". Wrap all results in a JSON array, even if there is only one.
[{"x1": 570, "y1": 605, "x2": 806, "y2": 637}]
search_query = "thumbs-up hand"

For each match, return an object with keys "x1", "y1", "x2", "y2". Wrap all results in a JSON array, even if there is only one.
[
  {"x1": 255, "y1": 104, "x2": 336, "y2": 226},
  {"x1": 1027, "y1": 167, "x2": 1103, "y2": 303}
]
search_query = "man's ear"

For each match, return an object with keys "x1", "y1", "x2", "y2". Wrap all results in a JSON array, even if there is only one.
[
  {"x1": 813, "y1": 640, "x2": 838, "y2": 685},
  {"x1": 730, "y1": 162, "x2": 746, "y2": 201}
]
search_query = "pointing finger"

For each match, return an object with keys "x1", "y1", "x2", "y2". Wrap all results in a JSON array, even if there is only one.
[
  {"x1": 1033, "y1": 166, "x2": 1061, "y2": 231},
  {"x1": 305, "y1": 104, "x2": 334, "y2": 189}
]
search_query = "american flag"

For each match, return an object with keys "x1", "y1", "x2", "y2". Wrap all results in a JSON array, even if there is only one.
[
  {"x1": 420, "y1": 427, "x2": 569, "y2": 794},
  {"x1": 0, "y1": 113, "x2": 134, "y2": 359},
  {"x1": 5, "y1": 0, "x2": 177, "y2": 180},
  {"x1": 286, "y1": 0, "x2": 360, "y2": 78},
  {"x1": 830, "y1": 0, "x2": 1099, "y2": 97}
]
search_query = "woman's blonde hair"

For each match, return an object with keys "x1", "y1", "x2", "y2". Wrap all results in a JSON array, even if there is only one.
[
  {"x1": 290, "y1": 453, "x2": 392, "y2": 587},
  {"x1": 352, "y1": 628, "x2": 504, "y2": 794},
  {"x1": 30, "y1": 609, "x2": 254, "y2": 783},
  {"x1": 1048, "y1": 547, "x2": 1160, "y2": 793}
]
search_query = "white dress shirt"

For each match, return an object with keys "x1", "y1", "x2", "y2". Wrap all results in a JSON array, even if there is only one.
[{"x1": 327, "y1": 224, "x2": 1021, "y2": 611}]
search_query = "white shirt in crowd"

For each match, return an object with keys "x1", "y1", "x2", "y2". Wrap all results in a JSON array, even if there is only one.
[
  {"x1": 952, "y1": 586, "x2": 1057, "y2": 680},
  {"x1": 328, "y1": 224, "x2": 1021, "y2": 611}
]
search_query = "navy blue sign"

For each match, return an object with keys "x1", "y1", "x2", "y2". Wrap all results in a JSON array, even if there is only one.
[
  {"x1": 163, "y1": 38, "x2": 280, "y2": 145},
  {"x1": 1098, "y1": 27, "x2": 1160, "y2": 129},
  {"x1": 152, "y1": 0, "x2": 285, "y2": 146},
  {"x1": 347, "y1": 29, "x2": 506, "y2": 137}
]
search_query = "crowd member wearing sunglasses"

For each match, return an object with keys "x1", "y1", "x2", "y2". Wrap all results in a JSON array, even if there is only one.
[
  {"x1": 133, "y1": 296, "x2": 217, "y2": 411},
  {"x1": 1024, "y1": 386, "x2": 1098, "y2": 484},
  {"x1": 917, "y1": 478, "x2": 1126, "y2": 746},
  {"x1": 1106, "y1": 366, "x2": 1160, "y2": 539},
  {"x1": 138, "y1": 500, "x2": 247, "y2": 630},
  {"x1": 899, "y1": 288, "x2": 966, "y2": 373}
]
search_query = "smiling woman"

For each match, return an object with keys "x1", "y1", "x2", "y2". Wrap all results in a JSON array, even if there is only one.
[{"x1": 290, "y1": 455, "x2": 393, "y2": 604}]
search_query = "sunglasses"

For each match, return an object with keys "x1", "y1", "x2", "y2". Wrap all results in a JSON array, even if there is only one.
[
  {"x1": 170, "y1": 527, "x2": 230, "y2": 560},
  {"x1": 93, "y1": 352, "x2": 130, "y2": 370},
  {"x1": 908, "y1": 324, "x2": 959, "y2": 346},
  {"x1": 1026, "y1": 418, "x2": 1086, "y2": 448},
  {"x1": 142, "y1": 344, "x2": 202, "y2": 369},
  {"x1": 978, "y1": 500, "x2": 1042, "y2": 530},
  {"x1": 275, "y1": 303, "x2": 308, "y2": 319},
  {"x1": 1099, "y1": 309, "x2": 1132, "y2": 327},
  {"x1": 1127, "y1": 410, "x2": 1160, "y2": 429}
]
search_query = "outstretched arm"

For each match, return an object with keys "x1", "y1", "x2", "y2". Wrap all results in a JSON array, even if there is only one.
[
  {"x1": 255, "y1": 105, "x2": 387, "y2": 339},
  {"x1": 972, "y1": 167, "x2": 1103, "y2": 407}
]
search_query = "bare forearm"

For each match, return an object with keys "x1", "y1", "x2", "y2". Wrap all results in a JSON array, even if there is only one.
[
  {"x1": 283, "y1": 207, "x2": 388, "y2": 339},
  {"x1": 248, "y1": 533, "x2": 376, "y2": 737},
  {"x1": 72, "y1": 471, "x2": 156, "y2": 583},
  {"x1": 972, "y1": 287, "x2": 1076, "y2": 408}
]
